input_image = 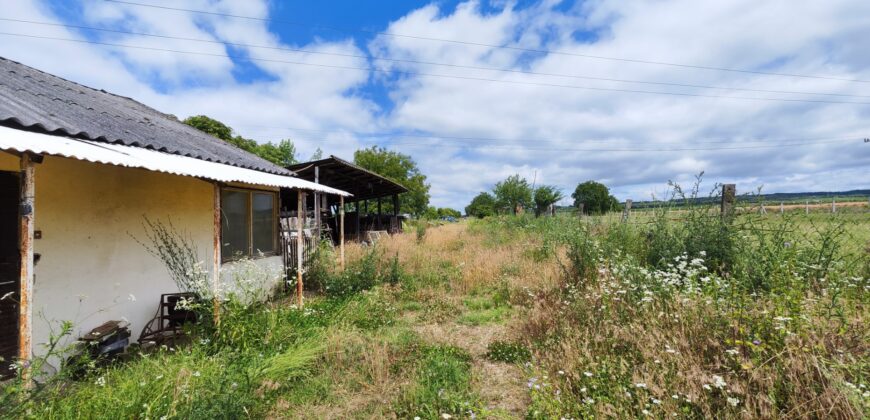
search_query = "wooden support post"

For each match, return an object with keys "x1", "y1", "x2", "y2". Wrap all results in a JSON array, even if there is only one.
[
  {"x1": 832, "y1": 198, "x2": 836, "y2": 213},
  {"x1": 339, "y1": 196, "x2": 345, "y2": 270},
  {"x1": 212, "y1": 184, "x2": 221, "y2": 326},
  {"x1": 314, "y1": 167, "x2": 321, "y2": 241},
  {"x1": 393, "y1": 194, "x2": 399, "y2": 233},
  {"x1": 377, "y1": 197, "x2": 382, "y2": 230},
  {"x1": 18, "y1": 154, "x2": 35, "y2": 384},
  {"x1": 806, "y1": 200, "x2": 810, "y2": 214},
  {"x1": 296, "y1": 191, "x2": 306, "y2": 308},
  {"x1": 355, "y1": 201, "x2": 361, "y2": 241},
  {"x1": 720, "y1": 184, "x2": 736, "y2": 217}
]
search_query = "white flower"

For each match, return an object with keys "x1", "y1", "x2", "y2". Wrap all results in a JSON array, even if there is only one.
[
  {"x1": 95, "y1": 376, "x2": 106, "y2": 387},
  {"x1": 583, "y1": 397, "x2": 595, "y2": 405},
  {"x1": 193, "y1": 371, "x2": 201, "y2": 377},
  {"x1": 712, "y1": 375, "x2": 727, "y2": 389},
  {"x1": 727, "y1": 397, "x2": 740, "y2": 407},
  {"x1": 584, "y1": 371, "x2": 593, "y2": 377},
  {"x1": 441, "y1": 414, "x2": 452, "y2": 419},
  {"x1": 558, "y1": 370, "x2": 565, "y2": 375},
  {"x1": 703, "y1": 384, "x2": 712, "y2": 391},
  {"x1": 651, "y1": 398, "x2": 661, "y2": 405},
  {"x1": 725, "y1": 348, "x2": 739, "y2": 356}
]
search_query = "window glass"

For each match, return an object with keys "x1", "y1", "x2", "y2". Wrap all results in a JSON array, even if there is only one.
[
  {"x1": 221, "y1": 190, "x2": 249, "y2": 259},
  {"x1": 252, "y1": 192, "x2": 276, "y2": 254}
]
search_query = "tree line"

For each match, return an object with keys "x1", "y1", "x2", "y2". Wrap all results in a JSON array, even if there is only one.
[
  {"x1": 183, "y1": 115, "x2": 432, "y2": 216},
  {"x1": 465, "y1": 175, "x2": 620, "y2": 218}
]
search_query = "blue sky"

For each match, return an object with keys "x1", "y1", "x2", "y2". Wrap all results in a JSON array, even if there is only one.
[{"x1": 1, "y1": 0, "x2": 869, "y2": 210}]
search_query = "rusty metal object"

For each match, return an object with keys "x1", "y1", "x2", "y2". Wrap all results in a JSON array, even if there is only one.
[
  {"x1": 213, "y1": 183, "x2": 221, "y2": 325},
  {"x1": 18, "y1": 153, "x2": 35, "y2": 384}
]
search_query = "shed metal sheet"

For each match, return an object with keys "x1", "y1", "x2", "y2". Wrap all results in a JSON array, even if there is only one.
[{"x1": 0, "y1": 125, "x2": 351, "y2": 196}]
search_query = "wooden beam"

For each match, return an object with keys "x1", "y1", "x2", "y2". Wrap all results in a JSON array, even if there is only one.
[
  {"x1": 339, "y1": 195, "x2": 345, "y2": 270},
  {"x1": 355, "y1": 201, "x2": 360, "y2": 241},
  {"x1": 296, "y1": 191, "x2": 305, "y2": 308},
  {"x1": 212, "y1": 184, "x2": 221, "y2": 326},
  {"x1": 18, "y1": 153, "x2": 35, "y2": 385}
]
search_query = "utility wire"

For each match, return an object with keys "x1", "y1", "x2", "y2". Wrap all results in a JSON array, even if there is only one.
[
  {"x1": 236, "y1": 124, "x2": 864, "y2": 146},
  {"x1": 2, "y1": 17, "x2": 868, "y2": 99},
  {"x1": 278, "y1": 135, "x2": 860, "y2": 153},
  {"x1": 104, "y1": 0, "x2": 870, "y2": 84},
  {"x1": 3, "y1": 31, "x2": 870, "y2": 105}
]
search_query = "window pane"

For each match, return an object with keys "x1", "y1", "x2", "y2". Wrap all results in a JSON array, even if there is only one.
[
  {"x1": 221, "y1": 190, "x2": 249, "y2": 259},
  {"x1": 252, "y1": 192, "x2": 276, "y2": 255}
]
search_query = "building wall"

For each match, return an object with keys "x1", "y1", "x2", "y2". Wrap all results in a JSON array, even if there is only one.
[
  {"x1": 0, "y1": 153, "x2": 289, "y2": 364},
  {"x1": 0, "y1": 154, "x2": 213, "y2": 359}
]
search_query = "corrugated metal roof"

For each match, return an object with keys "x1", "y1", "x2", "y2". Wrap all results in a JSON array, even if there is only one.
[
  {"x1": 0, "y1": 56, "x2": 290, "y2": 175},
  {"x1": 0, "y1": 125, "x2": 350, "y2": 196},
  {"x1": 288, "y1": 155, "x2": 408, "y2": 201}
]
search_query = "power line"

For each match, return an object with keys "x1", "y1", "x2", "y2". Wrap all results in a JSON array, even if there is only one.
[
  {"x1": 235, "y1": 124, "x2": 864, "y2": 146},
  {"x1": 3, "y1": 31, "x2": 870, "y2": 105},
  {"x1": 283, "y1": 135, "x2": 859, "y2": 153},
  {"x1": 104, "y1": 0, "x2": 870, "y2": 84},
  {"x1": 3, "y1": 17, "x2": 869, "y2": 99}
]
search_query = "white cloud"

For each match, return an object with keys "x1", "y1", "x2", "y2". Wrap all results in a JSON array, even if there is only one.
[{"x1": 0, "y1": 0, "x2": 867, "y2": 211}]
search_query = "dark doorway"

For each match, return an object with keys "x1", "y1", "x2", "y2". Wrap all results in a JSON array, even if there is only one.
[{"x1": 0, "y1": 171, "x2": 19, "y2": 378}]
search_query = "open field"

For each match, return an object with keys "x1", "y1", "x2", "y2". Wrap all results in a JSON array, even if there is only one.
[{"x1": 4, "y1": 208, "x2": 869, "y2": 419}]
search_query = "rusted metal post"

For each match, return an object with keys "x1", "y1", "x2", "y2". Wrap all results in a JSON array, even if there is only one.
[
  {"x1": 212, "y1": 184, "x2": 221, "y2": 325},
  {"x1": 296, "y1": 191, "x2": 305, "y2": 308},
  {"x1": 720, "y1": 184, "x2": 736, "y2": 217},
  {"x1": 18, "y1": 153, "x2": 35, "y2": 384},
  {"x1": 339, "y1": 195, "x2": 345, "y2": 270}
]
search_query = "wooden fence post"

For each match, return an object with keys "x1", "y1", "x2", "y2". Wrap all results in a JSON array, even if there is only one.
[
  {"x1": 622, "y1": 199, "x2": 632, "y2": 222},
  {"x1": 720, "y1": 184, "x2": 736, "y2": 217},
  {"x1": 806, "y1": 200, "x2": 809, "y2": 214},
  {"x1": 832, "y1": 198, "x2": 836, "y2": 213},
  {"x1": 780, "y1": 202, "x2": 784, "y2": 214}
]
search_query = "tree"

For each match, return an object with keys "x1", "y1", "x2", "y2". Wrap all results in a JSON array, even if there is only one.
[
  {"x1": 354, "y1": 146, "x2": 431, "y2": 216},
  {"x1": 183, "y1": 115, "x2": 297, "y2": 166},
  {"x1": 465, "y1": 192, "x2": 497, "y2": 218},
  {"x1": 572, "y1": 180, "x2": 619, "y2": 214},
  {"x1": 437, "y1": 208, "x2": 461, "y2": 218},
  {"x1": 533, "y1": 185, "x2": 563, "y2": 216},
  {"x1": 310, "y1": 147, "x2": 323, "y2": 161},
  {"x1": 493, "y1": 174, "x2": 533, "y2": 215}
]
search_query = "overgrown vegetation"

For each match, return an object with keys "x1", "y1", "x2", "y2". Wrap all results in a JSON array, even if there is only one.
[{"x1": 4, "y1": 182, "x2": 868, "y2": 419}]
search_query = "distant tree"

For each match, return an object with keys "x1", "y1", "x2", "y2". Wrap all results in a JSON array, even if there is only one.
[
  {"x1": 533, "y1": 185, "x2": 564, "y2": 216},
  {"x1": 354, "y1": 146, "x2": 431, "y2": 216},
  {"x1": 422, "y1": 206, "x2": 439, "y2": 220},
  {"x1": 257, "y1": 139, "x2": 298, "y2": 167},
  {"x1": 183, "y1": 115, "x2": 233, "y2": 142},
  {"x1": 183, "y1": 115, "x2": 297, "y2": 166},
  {"x1": 572, "y1": 180, "x2": 619, "y2": 214},
  {"x1": 493, "y1": 174, "x2": 533, "y2": 215},
  {"x1": 465, "y1": 192, "x2": 497, "y2": 218},
  {"x1": 310, "y1": 147, "x2": 323, "y2": 161},
  {"x1": 437, "y1": 208, "x2": 461, "y2": 218}
]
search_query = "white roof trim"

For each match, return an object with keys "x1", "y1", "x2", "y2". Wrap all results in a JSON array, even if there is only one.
[{"x1": 0, "y1": 125, "x2": 351, "y2": 196}]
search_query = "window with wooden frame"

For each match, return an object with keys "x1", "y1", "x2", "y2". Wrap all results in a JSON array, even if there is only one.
[{"x1": 221, "y1": 188, "x2": 278, "y2": 261}]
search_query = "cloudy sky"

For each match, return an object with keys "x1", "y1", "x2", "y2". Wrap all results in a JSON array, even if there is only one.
[{"x1": 1, "y1": 0, "x2": 868, "y2": 209}]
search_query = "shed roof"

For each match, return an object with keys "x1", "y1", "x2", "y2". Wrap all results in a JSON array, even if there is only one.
[
  {"x1": 287, "y1": 155, "x2": 408, "y2": 202},
  {"x1": 0, "y1": 56, "x2": 289, "y2": 175}
]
